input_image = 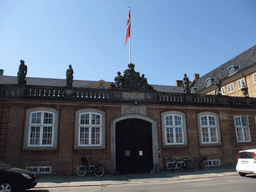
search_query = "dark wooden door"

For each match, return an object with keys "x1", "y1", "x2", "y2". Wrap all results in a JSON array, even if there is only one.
[{"x1": 116, "y1": 119, "x2": 153, "y2": 174}]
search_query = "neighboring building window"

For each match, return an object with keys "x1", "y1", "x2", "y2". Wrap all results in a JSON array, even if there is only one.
[
  {"x1": 221, "y1": 87, "x2": 225, "y2": 95},
  {"x1": 162, "y1": 111, "x2": 187, "y2": 146},
  {"x1": 197, "y1": 112, "x2": 221, "y2": 146},
  {"x1": 206, "y1": 78, "x2": 215, "y2": 87},
  {"x1": 228, "y1": 65, "x2": 239, "y2": 76},
  {"x1": 75, "y1": 109, "x2": 105, "y2": 149},
  {"x1": 234, "y1": 116, "x2": 251, "y2": 142},
  {"x1": 237, "y1": 79, "x2": 245, "y2": 89},
  {"x1": 24, "y1": 108, "x2": 59, "y2": 150},
  {"x1": 228, "y1": 83, "x2": 234, "y2": 92},
  {"x1": 190, "y1": 87, "x2": 198, "y2": 93},
  {"x1": 253, "y1": 73, "x2": 256, "y2": 83}
]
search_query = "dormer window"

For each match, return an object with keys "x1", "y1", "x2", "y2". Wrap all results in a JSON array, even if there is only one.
[
  {"x1": 228, "y1": 65, "x2": 239, "y2": 76},
  {"x1": 190, "y1": 87, "x2": 198, "y2": 93},
  {"x1": 206, "y1": 78, "x2": 215, "y2": 87}
]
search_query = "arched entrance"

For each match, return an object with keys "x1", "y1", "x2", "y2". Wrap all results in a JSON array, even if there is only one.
[
  {"x1": 111, "y1": 114, "x2": 159, "y2": 174},
  {"x1": 116, "y1": 119, "x2": 153, "y2": 174}
]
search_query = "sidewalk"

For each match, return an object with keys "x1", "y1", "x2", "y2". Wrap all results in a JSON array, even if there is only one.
[{"x1": 36, "y1": 167, "x2": 238, "y2": 188}]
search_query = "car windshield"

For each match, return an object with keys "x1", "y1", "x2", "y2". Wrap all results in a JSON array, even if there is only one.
[{"x1": 0, "y1": 162, "x2": 12, "y2": 169}]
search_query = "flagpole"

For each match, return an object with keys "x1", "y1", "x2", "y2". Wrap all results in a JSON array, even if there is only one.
[
  {"x1": 125, "y1": 6, "x2": 131, "y2": 64},
  {"x1": 129, "y1": 11, "x2": 131, "y2": 64}
]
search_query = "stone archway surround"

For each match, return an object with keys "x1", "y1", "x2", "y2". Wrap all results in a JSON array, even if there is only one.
[{"x1": 111, "y1": 114, "x2": 159, "y2": 173}]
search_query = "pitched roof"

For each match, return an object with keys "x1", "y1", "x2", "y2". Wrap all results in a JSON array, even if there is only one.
[
  {"x1": 192, "y1": 45, "x2": 256, "y2": 92},
  {"x1": 0, "y1": 75, "x2": 182, "y2": 93}
]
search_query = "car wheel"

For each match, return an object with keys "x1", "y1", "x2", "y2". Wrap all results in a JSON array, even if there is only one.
[
  {"x1": 239, "y1": 172, "x2": 247, "y2": 177},
  {"x1": 0, "y1": 182, "x2": 12, "y2": 192}
]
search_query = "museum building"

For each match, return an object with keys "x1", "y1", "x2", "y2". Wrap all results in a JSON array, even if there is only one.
[{"x1": 1, "y1": 46, "x2": 256, "y2": 175}]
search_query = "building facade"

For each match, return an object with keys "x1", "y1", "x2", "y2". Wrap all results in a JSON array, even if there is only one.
[
  {"x1": 1, "y1": 48, "x2": 256, "y2": 175},
  {"x1": 190, "y1": 45, "x2": 256, "y2": 98}
]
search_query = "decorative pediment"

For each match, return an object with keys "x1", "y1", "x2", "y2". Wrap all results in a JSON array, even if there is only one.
[
  {"x1": 83, "y1": 80, "x2": 110, "y2": 89},
  {"x1": 110, "y1": 63, "x2": 155, "y2": 91}
]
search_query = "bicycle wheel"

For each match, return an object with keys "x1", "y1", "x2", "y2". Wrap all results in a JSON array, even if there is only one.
[
  {"x1": 185, "y1": 160, "x2": 193, "y2": 171},
  {"x1": 193, "y1": 162, "x2": 199, "y2": 171},
  {"x1": 203, "y1": 160, "x2": 210, "y2": 170},
  {"x1": 93, "y1": 165, "x2": 105, "y2": 177},
  {"x1": 76, "y1": 165, "x2": 87, "y2": 176}
]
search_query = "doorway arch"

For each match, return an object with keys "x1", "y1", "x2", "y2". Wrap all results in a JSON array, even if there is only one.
[{"x1": 111, "y1": 114, "x2": 159, "y2": 174}]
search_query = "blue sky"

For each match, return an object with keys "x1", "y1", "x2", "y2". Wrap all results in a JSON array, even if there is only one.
[{"x1": 1, "y1": 0, "x2": 256, "y2": 86}]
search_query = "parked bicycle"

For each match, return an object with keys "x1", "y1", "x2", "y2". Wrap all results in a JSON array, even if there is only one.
[
  {"x1": 76, "y1": 156, "x2": 105, "y2": 177},
  {"x1": 193, "y1": 156, "x2": 209, "y2": 171},
  {"x1": 167, "y1": 156, "x2": 194, "y2": 172}
]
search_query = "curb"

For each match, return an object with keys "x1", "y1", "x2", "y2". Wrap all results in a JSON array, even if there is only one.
[{"x1": 35, "y1": 172, "x2": 238, "y2": 189}]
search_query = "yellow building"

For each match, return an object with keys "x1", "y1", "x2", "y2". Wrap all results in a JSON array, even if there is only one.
[{"x1": 190, "y1": 45, "x2": 256, "y2": 97}]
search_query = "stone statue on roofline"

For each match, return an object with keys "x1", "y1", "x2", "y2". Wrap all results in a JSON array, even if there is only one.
[
  {"x1": 17, "y1": 60, "x2": 27, "y2": 85},
  {"x1": 182, "y1": 73, "x2": 190, "y2": 94},
  {"x1": 214, "y1": 77, "x2": 222, "y2": 95},
  {"x1": 66, "y1": 64, "x2": 74, "y2": 87},
  {"x1": 110, "y1": 63, "x2": 155, "y2": 91}
]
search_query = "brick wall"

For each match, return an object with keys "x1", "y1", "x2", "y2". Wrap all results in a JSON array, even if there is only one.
[{"x1": 2, "y1": 100, "x2": 256, "y2": 175}]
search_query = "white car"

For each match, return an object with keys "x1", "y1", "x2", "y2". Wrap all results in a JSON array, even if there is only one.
[{"x1": 236, "y1": 149, "x2": 256, "y2": 176}]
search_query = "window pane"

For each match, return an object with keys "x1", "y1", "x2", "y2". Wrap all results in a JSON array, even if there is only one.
[
  {"x1": 165, "y1": 116, "x2": 173, "y2": 126},
  {"x1": 235, "y1": 117, "x2": 241, "y2": 126},
  {"x1": 209, "y1": 116, "x2": 216, "y2": 125},
  {"x1": 243, "y1": 127, "x2": 250, "y2": 141},
  {"x1": 174, "y1": 116, "x2": 182, "y2": 126},
  {"x1": 80, "y1": 114, "x2": 89, "y2": 125},
  {"x1": 242, "y1": 116, "x2": 248, "y2": 126},
  {"x1": 31, "y1": 112, "x2": 41, "y2": 124},
  {"x1": 175, "y1": 127, "x2": 183, "y2": 143},
  {"x1": 91, "y1": 127, "x2": 100, "y2": 144},
  {"x1": 43, "y1": 113, "x2": 53, "y2": 124},
  {"x1": 210, "y1": 128, "x2": 217, "y2": 142},
  {"x1": 30, "y1": 126, "x2": 40, "y2": 145},
  {"x1": 166, "y1": 127, "x2": 174, "y2": 144},
  {"x1": 236, "y1": 127, "x2": 243, "y2": 141},
  {"x1": 42, "y1": 127, "x2": 53, "y2": 145},
  {"x1": 201, "y1": 116, "x2": 208, "y2": 125},
  {"x1": 92, "y1": 114, "x2": 100, "y2": 125},
  {"x1": 202, "y1": 127, "x2": 209, "y2": 142},
  {"x1": 80, "y1": 127, "x2": 89, "y2": 144}
]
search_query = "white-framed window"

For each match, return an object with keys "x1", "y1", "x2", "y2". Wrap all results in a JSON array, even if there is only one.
[
  {"x1": 79, "y1": 113, "x2": 102, "y2": 146},
  {"x1": 253, "y1": 73, "x2": 256, "y2": 83},
  {"x1": 26, "y1": 166, "x2": 52, "y2": 174},
  {"x1": 28, "y1": 111, "x2": 54, "y2": 146},
  {"x1": 75, "y1": 109, "x2": 105, "y2": 149},
  {"x1": 197, "y1": 112, "x2": 221, "y2": 146},
  {"x1": 162, "y1": 111, "x2": 187, "y2": 146},
  {"x1": 237, "y1": 79, "x2": 245, "y2": 89},
  {"x1": 234, "y1": 116, "x2": 251, "y2": 142},
  {"x1": 23, "y1": 108, "x2": 59, "y2": 150},
  {"x1": 228, "y1": 83, "x2": 234, "y2": 92},
  {"x1": 221, "y1": 87, "x2": 225, "y2": 95}
]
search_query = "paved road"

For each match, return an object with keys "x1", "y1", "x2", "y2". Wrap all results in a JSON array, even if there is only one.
[
  {"x1": 34, "y1": 167, "x2": 237, "y2": 188},
  {"x1": 29, "y1": 175, "x2": 256, "y2": 192}
]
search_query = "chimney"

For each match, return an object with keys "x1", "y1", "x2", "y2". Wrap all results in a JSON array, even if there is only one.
[
  {"x1": 176, "y1": 80, "x2": 183, "y2": 87},
  {"x1": 0, "y1": 69, "x2": 3, "y2": 76},
  {"x1": 194, "y1": 73, "x2": 199, "y2": 80}
]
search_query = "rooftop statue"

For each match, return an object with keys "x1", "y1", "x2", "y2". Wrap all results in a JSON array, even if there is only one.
[
  {"x1": 17, "y1": 60, "x2": 27, "y2": 85},
  {"x1": 182, "y1": 73, "x2": 190, "y2": 94},
  {"x1": 111, "y1": 63, "x2": 155, "y2": 91},
  {"x1": 214, "y1": 77, "x2": 222, "y2": 95},
  {"x1": 66, "y1": 65, "x2": 74, "y2": 87}
]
